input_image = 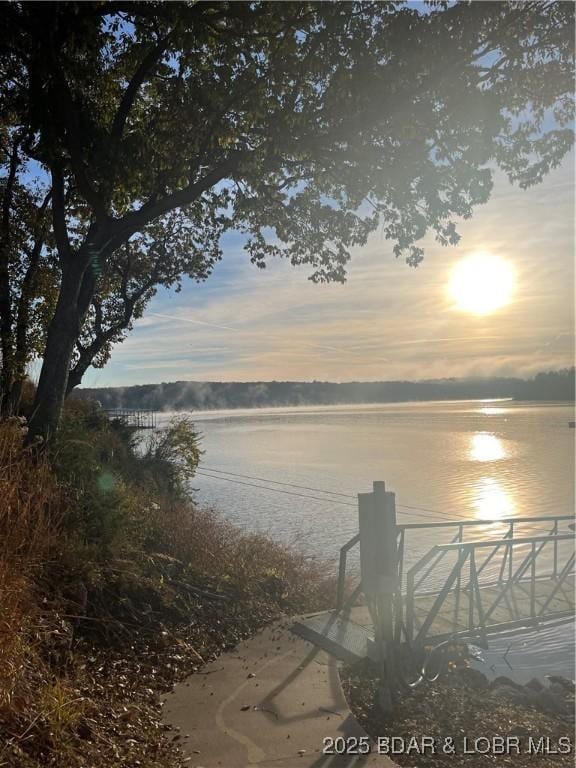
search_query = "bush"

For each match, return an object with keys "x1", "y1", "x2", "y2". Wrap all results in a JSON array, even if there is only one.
[{"x1": 139, "y1": 415, "x2": 203, "y2": 499}]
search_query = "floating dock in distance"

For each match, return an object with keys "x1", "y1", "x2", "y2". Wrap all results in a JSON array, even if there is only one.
[{"x1": 104, "y1": 408, "x2": 157, "y2": 429}]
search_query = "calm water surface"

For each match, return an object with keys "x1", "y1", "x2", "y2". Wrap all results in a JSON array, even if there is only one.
[{"x1": 159, "y1": 400, "x2": 575, "y2": 682}]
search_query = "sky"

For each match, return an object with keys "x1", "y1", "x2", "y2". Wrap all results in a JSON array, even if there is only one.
[{"x1": 82, "y1": 154, "x2": 575, "y2": 388}]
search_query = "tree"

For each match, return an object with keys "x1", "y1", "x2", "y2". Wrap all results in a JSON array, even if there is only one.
[
  {"x1": 0, "y1": 1, "x2": 573, "y2": 438},
  {"x1": 0, "y1": 127, "x2": 57, "y2": 416}
]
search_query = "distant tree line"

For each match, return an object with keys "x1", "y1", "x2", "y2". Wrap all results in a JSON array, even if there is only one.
[{"x1": 77, "y1": 369, "x2": 575, "y2": 412}]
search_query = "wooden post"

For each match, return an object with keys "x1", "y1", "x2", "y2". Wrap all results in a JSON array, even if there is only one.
[{"x1": 358, "y1": 480, "x2": 398, "y2": 714}]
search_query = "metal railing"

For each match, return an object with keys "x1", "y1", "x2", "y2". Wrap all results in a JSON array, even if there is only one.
[
  {"x1": 335, "y1": 513, "x2": 575, "y2": 645},
  {"x1": 336, "y1": 533, "x2": 360, "y2": 609},
  {"x1": 403, "y1": 529, "x2": 575, "y2": 645},
  {"x1": 398, "y1": 514, "x2": 574, "y2": 592}
]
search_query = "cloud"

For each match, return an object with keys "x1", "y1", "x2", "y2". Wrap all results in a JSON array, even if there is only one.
[{"x1": 148, "y1": 312, "x2": 239, "y2": 333}]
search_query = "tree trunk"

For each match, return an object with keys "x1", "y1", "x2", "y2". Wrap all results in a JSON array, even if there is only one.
[
  {"x1": 0, "y1": 242, "x2": 15, "y2": 416},
  {"x1": 28, "y1": 249, "x2": 92, "y2": 440},
  {"x1": 8, "y1": 221, "x2": 47, "y2": 417},
  {"x1": 3, "y1": 379, "x2": 23, "y2": 417},
  {"x1": 0, "y1": 138, "x2": 20, "y2": 418},
  {"x1": 66, "y1": 363, "x2": 87, "y2": 395},
  {"x1": 0, "y1": 273, "x2": 14, "y2": 418}
]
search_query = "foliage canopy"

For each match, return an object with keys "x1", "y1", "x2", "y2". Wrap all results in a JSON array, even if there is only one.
[{"x1": 0, "y1": 1, "x2": 573, "y2": 433}]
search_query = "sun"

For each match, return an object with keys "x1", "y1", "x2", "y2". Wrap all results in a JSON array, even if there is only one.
[{"x1": 448, "y1": 252, "x2": 515, "y2": 316}]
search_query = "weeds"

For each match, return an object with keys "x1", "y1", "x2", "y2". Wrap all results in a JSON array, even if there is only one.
[{"x1": 0, "y1": 403, "x2": 334, "y2": 767}]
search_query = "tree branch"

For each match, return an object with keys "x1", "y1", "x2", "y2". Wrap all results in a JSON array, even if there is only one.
[
  {"x1": 67, "y1": 275, "x2": 153, "y2": 393},
  {"x1": 50, "y1": 166, "x2": 72, "y2": 262},
  {"x1": 103, "y1": 151, "x2": 247, "y2": 252},
  {"x1": 14, "y1": 192, "x2": 51, "y2": 375},
  {"x1": 48, "y1": 53, "x2": 109, "y2": 220},
  {"x1": 111, "y1": 36, "x2": 170, "y2": 144}
]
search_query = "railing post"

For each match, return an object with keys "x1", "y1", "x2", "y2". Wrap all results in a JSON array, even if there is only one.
[
  {"x1": 530, "y1": 542, "x2": 536, "y2": 617},
  {"x1": 336, "y1": 547, "x2": 347, "y2": 610},
  {"x1": 553, "y1": 519, "x2": 558, "y2": 579},
  {"x1": 359, "y1": 480, "x2": 398, "y2": 713},
  {"x1": 509, "y1": 522, "x2": 514, "y2": 582},
  {"x1": 394, "y1": 529, "x2": 405, "y2": 644},
  {"x1": 468, "y1": 549, "x2": 476, "y2": 630},
  {"x1": 454, "y1": 524, "x2": 463, "y2": 621},
  {"x1": 406, "y1": 570, "x2": 415, "y2": 644},
  {"x1": 397, "y1": 528, "x2": 405, "y2": 591}
]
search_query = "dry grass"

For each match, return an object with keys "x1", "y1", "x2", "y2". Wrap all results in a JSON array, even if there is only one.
[
  {"x1": 0, "y1": 423, "x2": 63, "y2": 720},
  {"x1": 0, "y1": 415, "x2": 335, "y2": 767},
  {"x1": 149, "y1": 501, "x2": 335, "y2": 613},
  {"x1": 0, "y1": 422, "x2": 74, "y2": 768},
  {"x1": 0, "y1": 422, "x2": 61, "y2": 563}
]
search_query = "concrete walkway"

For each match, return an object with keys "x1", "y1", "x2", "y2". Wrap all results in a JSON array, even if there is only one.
[{"x1": 163, "y1": 618, "x2": 396, "y2": 768}]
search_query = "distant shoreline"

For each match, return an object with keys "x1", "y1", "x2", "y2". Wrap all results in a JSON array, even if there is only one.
[{"x1": 76, "y1": 369, "x2": 575, "y2": 412}]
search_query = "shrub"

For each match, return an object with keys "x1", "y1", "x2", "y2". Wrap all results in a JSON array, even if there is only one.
[
  {"x1": 138, "y1": 415, "x2": 203, "y2": 499},
  {"x1": 146, "y1": 502, "x2": 334, "y2": 614}
]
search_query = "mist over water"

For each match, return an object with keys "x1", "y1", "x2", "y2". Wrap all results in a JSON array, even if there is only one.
[{"x1": 158, "y1": 400, "x2": 575, "y2": 682}]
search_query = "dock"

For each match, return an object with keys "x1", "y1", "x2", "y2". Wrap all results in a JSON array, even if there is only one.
[
  {"x1": 104, "y1": 408, "x2": 157, "y2": 429},
  {"x1": 293, "y1": 483, "x2": 575, "y2": 670},
  {"x1": 295, "y1": 578, "x2": 575, "y2": 665}
]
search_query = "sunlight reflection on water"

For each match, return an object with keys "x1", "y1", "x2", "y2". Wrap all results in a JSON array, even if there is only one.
[
  {"x1": 473, "y1": 476, "x2": 516, "y2": 519},
  {"x1": 469, "y1": 432, "x2": 506, "y2": 462},
  {"x1": 479, "y1": 407, "x2": 508, "y2": 416}
]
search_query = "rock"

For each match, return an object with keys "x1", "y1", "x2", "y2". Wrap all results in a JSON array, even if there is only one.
[
  {"x1": 529, "y1": 688, "x2": 568, "y2": 715},
  {"x1": 457, "y1": 668, "x2": 489, "y2": 690},
  {"x1": 491, "y1": 685, "x2": 529, "y2": 706},
  {"x1": 491, "y1": 675, "x2": 523, "y2": 691},
  {"x1": 546, "y1": 675, "x2": 575, "y2": 694},
  {"x1": 467, "y1": 644, "x2": 486, "y2": 663},
  {"x1": 525, "y1": 678, "x2": 544, "y2": 692},
  {"x1": 549, "y1": 682, "x2": 568, "y2": 698}
]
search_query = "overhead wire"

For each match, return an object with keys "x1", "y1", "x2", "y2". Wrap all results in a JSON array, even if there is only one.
[
  {"x1": 200, "y1": 465, "x2": 356, "y2": 499},
  {"x1": 195, "y1": 466, "x2": 566, "y2": 531},
  {"x1": 195, "y1": 471, "x2": 357, "y2": 507},
  {"x1": 198, "y1": 465, "x2": 479, "y2": 521},
  {"x1": 196, "y1": 467, "x2": 472, "y2": 523}
]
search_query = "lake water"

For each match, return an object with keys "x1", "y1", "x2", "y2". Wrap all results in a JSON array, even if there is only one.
[{"x1": 158, "y1": 400, "x2": 575, "y2": 682}]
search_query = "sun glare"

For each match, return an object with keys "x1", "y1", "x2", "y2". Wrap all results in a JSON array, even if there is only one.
[
  {"x1": 473, "y1": 478, "x2": 516, "y2": 520},
  {"x1": 470, "y1": 433, "x2": 505, "y2": 462},
  {"x1": 448, "y1": 252, "x2": 515, "y2": 315}
]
